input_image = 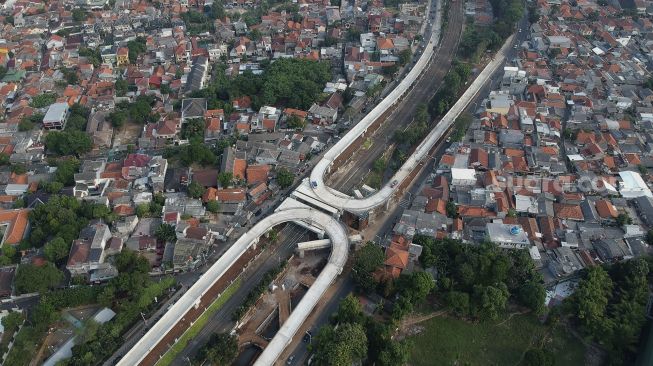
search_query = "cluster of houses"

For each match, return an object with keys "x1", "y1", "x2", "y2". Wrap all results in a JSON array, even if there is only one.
[
  {"x1": 376, "y1": 0, "x2": 653, "y2": 283},
  {"x1": 0, "y1": 0, "x2": 432, "y2": 293}
]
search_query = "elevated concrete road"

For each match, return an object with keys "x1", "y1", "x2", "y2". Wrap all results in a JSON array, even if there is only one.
[
  {"x1": 119, "y1": 2, "x2": 516, "y2": 363},
  {"x1": 309, "y1": 36, "x2": 514, "y2": 214},
  {"x1": 117, "y1": 208, "x2": 349, "y2": 366}
]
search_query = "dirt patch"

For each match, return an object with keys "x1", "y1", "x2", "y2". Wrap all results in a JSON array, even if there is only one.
[{"x1": 112, "y1": 123, "x2": 142, "y2": 148}]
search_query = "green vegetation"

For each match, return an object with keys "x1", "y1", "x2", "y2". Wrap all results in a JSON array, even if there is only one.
[
  {"x1": 409, "y1": 314, "x2": 585, "y2": 366},
  {"x1": 206, "y1": 200, "x2": 220, "y2": 213},
  {"x1": 352, "y1": 242, "x2": 385, "y2": 293},
  {"x1": 181, "y1": 10, "x2": 215, "y2": 35},
  {"x1": 6, "y1": 253, "x2": 175, "y2": 366},
  {"x1": 312, "y1": 322, "x2": 368, "y2": 366},
  {"x1": 69, "y1": 253, "x2": 175, "y2": 364},
  {"x1": 72, "y1": 8, "x2": 87, "y2": 21},
  {"x1": 155, "y1": 223, "x2": 177, "y2": 243},
  {"x1": 44, "y1": 130, "x2": 93, "y2": 156},
  {"x1": 430, "y1": 62, "x2": 472, "y2": 116},
  {"x1": 564, "y1": 259, "x2": 651, "y2": 365},
  {"x1": 136, "y1": 194, "x2": 165, "y2": 218},
  {"x1": 108, "y1": 95, "x2": 158, "y2": 128},
  {"x1": 163, "y1": 141, "x2": 217, "y2": 167},
  {"x1": 276, "y1": 167, "x2": 294, "y2": 189},
  {"x1": 158, "y1": 280, "x2": 241, "y2": 366},
  {"x1": 29, "y1": 93, "x2": 57, "y2": 108},
  {"x1": 180, "y1": 118, "x2": 205, "y2": 141},
  {"x1": 415, "y1": 236, "x2": 546, "y2": 318},
  {"x1": 14, "y1": 263, "x2": 63, "y2": 294},
  {"x1": 27, "y1": 194, "x2": 114, "y2": 249},
  {"x1": 78, "y1": 47, "x2": 102, "y2": 67},
  {"x1": 287, "y1": 115, "x2": 306, "y2": 130},
  {"x1": 192, "y1": 58, "x2": 330, "y2": 111},
  {"x1": 64, "y1": 103, "x2": 91, "y2": 131},
  {"x1": 232, "y1": 262, "x2": 286, "y2": 321},
  {"x1": 451, "y1": 112, "x2": 472, "y2": 142},
  {"x1": 127, "y1": 36, "x2": 147, "y2": 64},
  {"x1": 218, "y1": 172, "x2": 233, "y2": 187},
  {"x1": 187, "y1": 181, "x2": 206, "y2": 199},
  {"x1": 19, "y1": 113, "x2": 43, "y2": 131},
  {"x1": 394, "y1": 103, "x2": 430, "y2": 146},
  {"x1": 311, "y1": 294, "x2": 412, "y2": 366},
  {"x1": 195, "y1": 332, "x2": 238, "y2": 365}
]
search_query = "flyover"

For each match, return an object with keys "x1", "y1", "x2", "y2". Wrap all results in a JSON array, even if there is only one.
[
  {"x1": 119, "y1": 2, "x2": 515, "y2": 364},
  {"x1": 309, "y1": 36, "x2": 514, "y2": 213},
  {"x1": 116, "y1": 208, "x2": 349, "y2": 366}
]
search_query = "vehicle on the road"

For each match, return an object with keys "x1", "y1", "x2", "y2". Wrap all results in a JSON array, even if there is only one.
[
  {"x1": 390, "y1": 180, "x2": 398, "y2": 188},
  {"x1": 446, "y1": 137, "x2": 451, "y2": 143},
  {"x1": 311, "y1": 181, "x2": 318, "y2": 188},
  {"x1": 287, "y1": 355, "x2": 296, "y2": 365}
]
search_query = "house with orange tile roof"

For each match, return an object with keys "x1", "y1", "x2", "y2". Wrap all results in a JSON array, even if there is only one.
[{"x1": 0, "y1": 209, "x2": 29, "y2": 246}]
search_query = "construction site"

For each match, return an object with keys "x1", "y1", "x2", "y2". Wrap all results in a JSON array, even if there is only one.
[{"x1": 232, "y1": 248, "x2": 329, "y2": 366}]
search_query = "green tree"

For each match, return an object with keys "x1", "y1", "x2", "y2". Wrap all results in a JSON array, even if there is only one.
[
  {"x1": 472, "y1": 283, "x2": 509, "y2": 320},
  {"x1": 15, "y1": 263, "x2": 63, "y2": 294},
  {"x1": 44, "y1": 237, "x2": 70, "y2": 263},
  {"x1": 276, "y1": 168, "x2": 294, "y2": 189},
  {"x1": 334, "y1": 294, "x2": 363, "y2": 324},
  {"x1": 18, "y1": 117, "x2": 36, "y2": 131},
  {"x1": 196, "y1": 332, "x2": 238, "y2": 365},
  {"x1": 398, "y1": 49, "x2": 411, "y2": 66},
  {"x1": 155, "y1": 224, "x2": 177, "y2": 243},
  {"x1": 287, "y1": 115, "x2": 306, "y2": 130},
  {"x1": 446, "y1": 291, "x2": 470, "y2": 317},
  {"x1": 115, "y1": 78, "x2": 129, "y2": 97},
  {"x1": 72, "y1": 8, "x2": 87, "y2": 21},
  {"x1": 217, "y1": 172, "x2": 233, "y2": 188},
  {"x1": 54, "y1": 158, "x2": 81, "y2": 185},
  {"x1": 352, "y1": 242, "x2": 384, "y2": 293},
  {"x1": 44, "y1": 130, "x2": 93, "y2": 156},
  {"x1": 181, "y1": 118, "x2": 205, "y2": 140},
  {"x1": 29, "y1": 93, "x2": 57, "y2": 108},
  {"x1": 1, "y1": 311, "x2": 23, "y2": 332},
  {"x1": 377, "y1": 339, "x2": 411, "y2": 366},
  {"x1": 311, "y1": 323, "x2": 367, "y2": 366},
  {"x1": 616, "y1": 213, "x2": 632, "y2": 226},
  {"x1": 206, "y1": 200, "x2": 219, "y2": 213},
  {"x1": 445, "y1": 201, "x2": 458, "y2": 218},
  {"x1": 127, "y1": 37, "x2": 147, "y2": 64},
  {"x1": 518, "y1": 281, "x2": 546, "y2": 315},
  {"x1": 397, "y1": 271, "x2": 434, "y2": 304},
  {"x1": 522, "y1": 348, "x2": 555, "y2": 366},
  {"x1": 187, "y1": 181, "x2": 205, "y2": 199},
  {"x1": 569, "y1": 266, "x2": 613, "y2": 336}
]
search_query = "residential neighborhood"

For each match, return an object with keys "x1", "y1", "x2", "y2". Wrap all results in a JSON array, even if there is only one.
[{"x1": 0, "y1": 0, "x2": 651, "y2": 364}]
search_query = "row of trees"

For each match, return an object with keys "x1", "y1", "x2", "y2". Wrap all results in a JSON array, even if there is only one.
[
  {"x1": 414, "y1": 236, "x2": 546, "y2": 320},
  {"x1": 429, "y1": 61, "x2": 472, "y2": 116}
]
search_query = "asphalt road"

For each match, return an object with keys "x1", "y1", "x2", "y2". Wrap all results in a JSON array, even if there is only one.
[{"x1": 326, "y1": 0, "x2": 465, "y2": 194}]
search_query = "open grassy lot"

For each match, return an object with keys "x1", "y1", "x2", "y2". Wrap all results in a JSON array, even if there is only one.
[{"x1": 408, "y1": 314, "x2": 586, "y2": 366}]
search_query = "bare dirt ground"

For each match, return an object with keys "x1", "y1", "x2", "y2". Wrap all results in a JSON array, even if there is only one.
[{"x1": 112, "y1": 123, "x2": 142, "y2": 148}]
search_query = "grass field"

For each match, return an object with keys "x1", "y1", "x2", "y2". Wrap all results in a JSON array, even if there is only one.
[
  {"x1": 408, "y1": 314, "x2": 586, "y2": 366},
  {"x1": 156, "y1": 279, "x2": 242, "y2": 366}
]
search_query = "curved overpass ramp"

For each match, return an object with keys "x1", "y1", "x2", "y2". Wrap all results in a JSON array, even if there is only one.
[
  {"x1": 310, "y1": 36, "x2": 513, "y2": 213},
  {"x1": 117, "y1": 208, "x2": 349, "y2": 366}
]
